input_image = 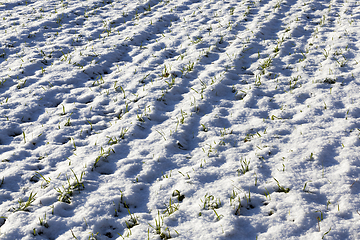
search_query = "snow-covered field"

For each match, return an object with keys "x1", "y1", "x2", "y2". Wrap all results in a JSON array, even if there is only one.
[{"x1": 0, "y1": 0, "x2": 360, "y2": 239}]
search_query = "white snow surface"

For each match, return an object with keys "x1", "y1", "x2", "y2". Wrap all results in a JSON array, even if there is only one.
[{"x1": 0, "y1": 0, "x2": 360, "y2": 239}]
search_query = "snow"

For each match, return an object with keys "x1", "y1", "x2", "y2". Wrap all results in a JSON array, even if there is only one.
[{"x1": 0, "y1": 0, "x2": 360, "y2": 239}]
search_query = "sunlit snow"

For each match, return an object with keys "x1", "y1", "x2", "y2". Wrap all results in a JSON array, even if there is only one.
[{"x1": 0, "y1": 0, "x2": 360, "y2": 239}]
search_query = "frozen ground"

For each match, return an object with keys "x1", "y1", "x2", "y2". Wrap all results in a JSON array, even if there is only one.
[{"x1": 0, "y1": 0, "x2": 360, "y2": 239}]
